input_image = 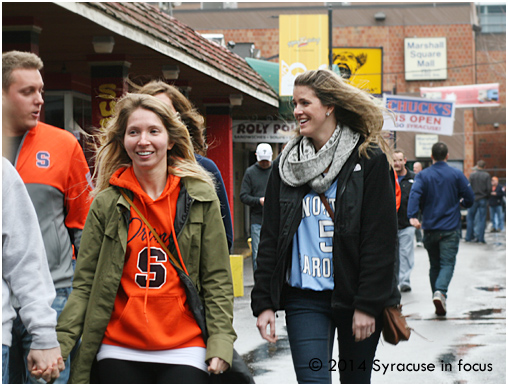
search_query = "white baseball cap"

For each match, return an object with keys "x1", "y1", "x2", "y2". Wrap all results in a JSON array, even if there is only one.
[{"x1": 256, "y1": 143, "x2": 273, "y2": 162}]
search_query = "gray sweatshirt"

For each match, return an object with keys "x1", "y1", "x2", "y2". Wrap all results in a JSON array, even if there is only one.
[
  {"x1": 240, "y1": 162, "x2": 273, "y2": 225},
  {"x1": 2, "y1": 158, "x2": 58, "y2": 349}
]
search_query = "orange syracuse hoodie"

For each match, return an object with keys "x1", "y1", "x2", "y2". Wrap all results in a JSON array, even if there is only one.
[{"x1": 102, "y1": 166, "x2": 205, "y2": 351}]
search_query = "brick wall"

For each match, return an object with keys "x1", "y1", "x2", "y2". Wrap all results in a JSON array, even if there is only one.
[
  {"x1": 474, "y1": 45, "x2": 506, "y2": 180},
  {"x1": 200, "y1": 24, "x2": 476, "y2": 89}
]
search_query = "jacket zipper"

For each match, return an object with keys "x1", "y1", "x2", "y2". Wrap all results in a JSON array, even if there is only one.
[{"x1": 175, "y1": 194, "x2": 193, "y2": 248}]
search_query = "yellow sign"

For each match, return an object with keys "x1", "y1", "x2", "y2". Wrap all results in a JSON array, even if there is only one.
[
  {"x1": 279, "y1": 14, "x2": 329, "y2": 96},
  {"x1": 332, "y1": 47, "x2": 383, "y2": 95}
]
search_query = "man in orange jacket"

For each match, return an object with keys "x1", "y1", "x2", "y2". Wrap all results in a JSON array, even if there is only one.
[{"x1": 3, "y1": 50, "x2": 93, "y2": 384}]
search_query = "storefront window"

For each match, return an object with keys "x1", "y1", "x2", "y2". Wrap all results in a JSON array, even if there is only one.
[
  {"x1": 44, "y1": 91, "x2": 92, "y2": 139},
  {"x1": 44, "y1": 94, "x2": 65, "y2": 130}
]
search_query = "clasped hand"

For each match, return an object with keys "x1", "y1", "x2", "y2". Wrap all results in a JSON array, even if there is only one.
[{"x1": 28, "y1": 347, "x2": 65, "y2": 383}]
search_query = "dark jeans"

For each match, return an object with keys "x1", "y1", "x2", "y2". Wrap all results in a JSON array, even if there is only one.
[
  {"x1": 250, "y1": 223, "x2": 261, "y2": 272},
  {"x1": 415, "y1": 213, "x2": 423, "y2": 243},
  {"x1": 9, "y1": 287, "x2": 72, "y2": 384},
  {"x1": 285, "y1": 287, "x2": 382, "y2": 384},
  {"x1": 97, "y1": 359, "x2": 210, "y2": 384},
  {"x1": 423, "y1": 229, "x2": 460, "y2": 297},
  {"x1": 465, "y1": 198, "x2": 488, "y2": 242},
  {"x1": 2, "y1": 345, "x2": 9, "y2": 384}
]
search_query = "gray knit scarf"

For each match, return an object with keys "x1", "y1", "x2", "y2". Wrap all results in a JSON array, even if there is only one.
[{"x1": 279, "y1": 125, "x2": 361, "y2": 194}]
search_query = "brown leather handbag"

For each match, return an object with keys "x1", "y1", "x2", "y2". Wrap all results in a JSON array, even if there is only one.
[{"x1": 382, "y1": 305, "x2": 411, "y2": 345}]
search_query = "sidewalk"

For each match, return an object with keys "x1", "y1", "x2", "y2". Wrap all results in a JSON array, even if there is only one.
[{"x1": 232, "y1": 230, "x2": 506, "y2": 384}]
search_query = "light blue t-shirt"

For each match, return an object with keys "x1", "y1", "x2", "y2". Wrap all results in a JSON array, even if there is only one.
[{"x1": 289, "y1": 179, "x2": 337, "y2": 291}]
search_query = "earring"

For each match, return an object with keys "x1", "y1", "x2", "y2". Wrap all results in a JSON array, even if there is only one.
[{"x1": 326, "y1": 112, "x2": 330, "y2": 117}]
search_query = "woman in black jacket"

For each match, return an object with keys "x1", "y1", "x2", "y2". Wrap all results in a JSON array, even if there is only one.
[{"x1": 251, "y1": 69, "x2": 400, "y2": 384}]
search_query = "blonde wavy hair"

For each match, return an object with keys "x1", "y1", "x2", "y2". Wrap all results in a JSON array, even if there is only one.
[
  {"x1": 134, "y1": 80, "x2": 208, "y2": 156},
  {"x1": 92, "y1": 93, "x2": 213, "y2": 196},
  {"x1": 294, "y1": 69, "x2": 392, "y2": 162}
]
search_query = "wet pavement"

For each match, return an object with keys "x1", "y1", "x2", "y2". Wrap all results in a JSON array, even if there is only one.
[{"x1": 232, "y1": 229, "x2": 506, "y2": 384}]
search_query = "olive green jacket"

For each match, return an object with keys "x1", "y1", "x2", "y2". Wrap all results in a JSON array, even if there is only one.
[{"x1": 56, "y1": 177, "x2": 236, "y2": 383}]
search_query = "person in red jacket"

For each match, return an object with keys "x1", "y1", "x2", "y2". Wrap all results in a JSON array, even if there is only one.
[{"x1": 3, "y1": 50, "x2": 92, "y2": 384}]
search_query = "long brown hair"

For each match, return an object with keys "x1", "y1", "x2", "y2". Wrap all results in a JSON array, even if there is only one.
[
  {"x1": 294, "y1": 69, "x2": 392, "y2": 161},
  {"x1": 92, "y1": 93, "x2": 213, "y2": 196}
]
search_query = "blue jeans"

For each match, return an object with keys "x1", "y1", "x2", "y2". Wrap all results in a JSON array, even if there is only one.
[
  {"x1": 490, "y1": 205, "x2": 505, "y2": 231},
  {"x1": 423, "y1": 230, "x2": 460, "y2": 297},
  {"x1": 285, "y1": 287, "x2": 382, "y2": 384},
  {"x1": 398, "y1": 226, "x2": 415, "y2": 287},
  {"x1": 465, "y1": 198, "x2": 488, "y2": 242},
  {"x1": 3, "y1": 345, "x2": 9, "y2": 384},
  {"x1": 250, "y1": 223, "x2": 262, "y2": 272},
  {"x1": 9, "y1": 287, "x2": 72, "y2": 384}
]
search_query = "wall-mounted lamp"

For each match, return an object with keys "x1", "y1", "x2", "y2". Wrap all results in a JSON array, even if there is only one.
[
  {"x1": 494, "y1": 122, "x2": 500, "y2": 129},
  {"x1": 162, "y1": 65, "x2": 180, "y2": 80},
  {"x1": 374, "y1": 12, "x2": 386, "y2": 22},
  {"x1": 229, "y1": 94, "x2": 243, "y2": 106},
  {"x1": 92, "y1": 36, "x2": 115, "y2": 54}
]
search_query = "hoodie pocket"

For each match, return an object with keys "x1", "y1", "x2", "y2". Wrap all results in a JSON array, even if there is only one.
[{"x1": 106, "y1": 295, "x2": 203, "y2": 350}]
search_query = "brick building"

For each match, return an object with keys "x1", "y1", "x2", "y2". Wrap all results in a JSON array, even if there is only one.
[
  {"x1": 172, "y1": 2, "x2": 505, "y2": 178},
  {"x1": 170, "y1": 2, "x2": 505, "y2": 240}
]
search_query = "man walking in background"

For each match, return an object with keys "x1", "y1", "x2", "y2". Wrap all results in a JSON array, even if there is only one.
[
  {"x1": 413, "y1": 162, "x2": 423, "y2": 175},
  {"x1": 408, "y1": 142, "x2": 474, "y2": 316},
  {"x1": 465, "y1": 160, "x2": 491, "y2": 244},
  {"x1": 240, "y1": 143, "x2": 273, "y2": 272},
  {"x1": 393, "y1": 150, "x2": 416, "y2": 292},
  {"x1": 3, "y1": 50, "x2": 93, "y2": 383}
]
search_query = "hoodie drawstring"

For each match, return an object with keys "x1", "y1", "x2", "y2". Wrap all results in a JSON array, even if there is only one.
[{"x1": 141, "y1": 200, "x2": 151, "y2": 324}]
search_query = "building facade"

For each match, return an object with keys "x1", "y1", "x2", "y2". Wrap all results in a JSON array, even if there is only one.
[
  {"x1": 4, "y1": 2, "x2": 505, "y2": 244},
  {"x1": 172, "y1": 2, "x2": 506, "y2": 167},
  {"x1": 170, "y1": 2, "x2": 505, "y2": 241},
  {"x1": 3, "y1": 2, "x2": 280, "y2": 245}
]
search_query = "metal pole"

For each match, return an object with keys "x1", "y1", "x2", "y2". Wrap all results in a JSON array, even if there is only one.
[
  {"x1": 328, "y1": 6, "x2": 333, "y2": 70},
  {"x1": 393, "y1": 80, "x2": 397, "y2": 149}
]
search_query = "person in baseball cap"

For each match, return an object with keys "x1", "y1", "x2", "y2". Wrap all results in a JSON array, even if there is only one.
[
  {"x1": 256, "y1": 143, "x2": 273, "y2": 163},
  {"x1": 240, "y1": 143, "x2": 273, "y2": 273}
]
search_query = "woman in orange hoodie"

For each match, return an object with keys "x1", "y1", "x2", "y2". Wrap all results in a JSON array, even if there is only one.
[{"x1": 56, "y1": 94, "x2": 235, "y2": 383}]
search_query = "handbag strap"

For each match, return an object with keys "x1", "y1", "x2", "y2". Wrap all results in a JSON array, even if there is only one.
[
  {"x1": 319, "y1": 193, "x2": 335, "y2": 222},
  {"x1": 120, "y1": 189, "x2": 185, "y2": 273}
]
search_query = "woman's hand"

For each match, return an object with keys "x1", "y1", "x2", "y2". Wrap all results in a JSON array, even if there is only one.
[
  {"x1": 208, "y1": 357, "x2": 230, "y2": 374},
  {"x1": 256, "y1": 309, "x2": 278, "y2": 343},
  {"x1": 28, "y1": 347, "x2": 65, "y2": 382},
  {"x1": 352, "y1": 309, "x2": 376, "y2": 342}
]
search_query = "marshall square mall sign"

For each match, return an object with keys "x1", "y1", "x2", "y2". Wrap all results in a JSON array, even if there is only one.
[{"x1": 404, "y1": 37, "x2": 447, "y2": 81}]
